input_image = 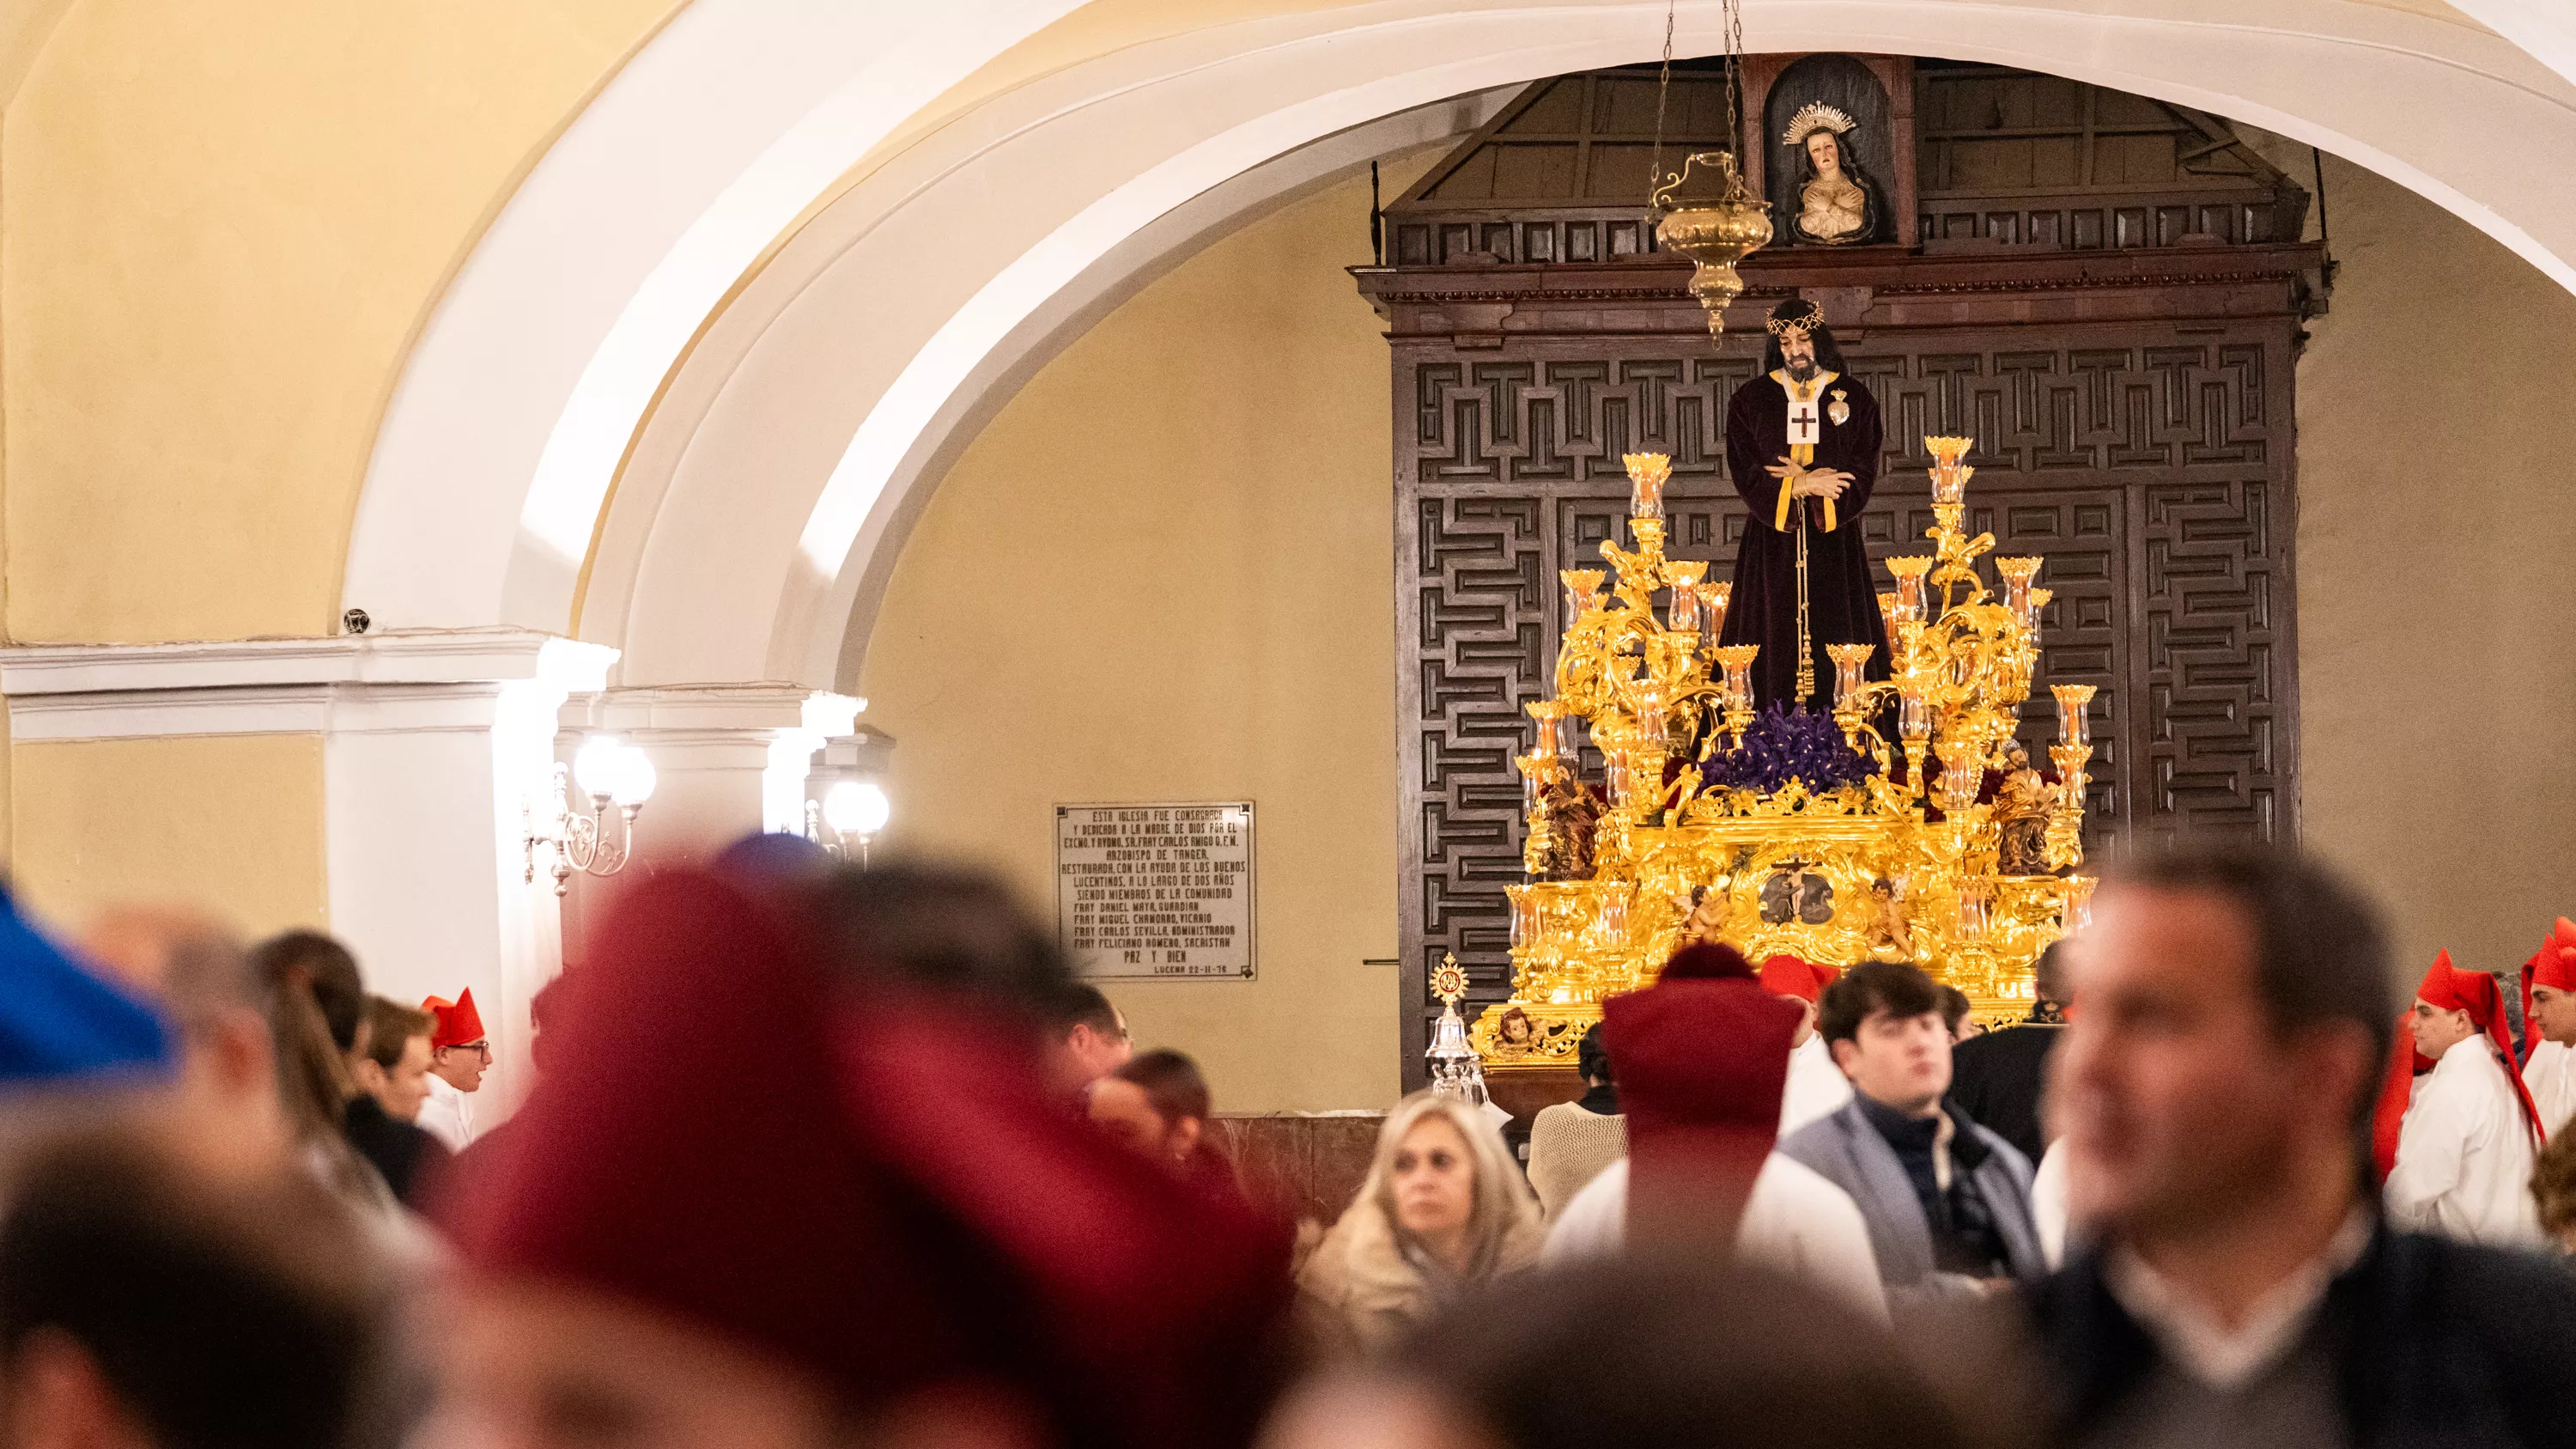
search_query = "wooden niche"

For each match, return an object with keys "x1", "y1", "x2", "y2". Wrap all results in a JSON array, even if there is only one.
[{"x1": 1358, "y1": 59, "x2": 2330, "y2": 1084}]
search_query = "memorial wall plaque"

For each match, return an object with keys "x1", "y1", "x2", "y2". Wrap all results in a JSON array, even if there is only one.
[{"x1": 1055, "y1": 802, "x2": 1255, "y2": 980}]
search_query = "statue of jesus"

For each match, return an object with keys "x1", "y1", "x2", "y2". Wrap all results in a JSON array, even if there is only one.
[{"x1": 1716, "y1": 298, "x2": 1891, "y2": 712}]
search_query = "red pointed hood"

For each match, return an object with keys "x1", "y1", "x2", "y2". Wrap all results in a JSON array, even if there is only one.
[
  {"x1": 2373, "y1": 950, "x2": 2541, "y2": 1178},
  {"x1": 1758, "y1": 953, "x2": 1839, "y2": 1004},
  {"x1": 2519, "y1": 917, "x2": 2576, "y2": 1053},
  {"x1": 1603, "y1": 941, "x2": 1802, "y2": 1249},
  {"x1": 421, "y1": 988, "x2": 485, "y2": 1050}
]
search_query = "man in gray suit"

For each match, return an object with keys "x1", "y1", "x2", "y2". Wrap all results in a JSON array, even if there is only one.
[{"x1": 1778, "y1": 960, "x2": 2044, "y2": 1312}]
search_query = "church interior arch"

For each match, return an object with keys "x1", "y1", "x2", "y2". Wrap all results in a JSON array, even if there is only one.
[{"x1": 0, "y1": 1, "x2": 2569, "y2": 1111}]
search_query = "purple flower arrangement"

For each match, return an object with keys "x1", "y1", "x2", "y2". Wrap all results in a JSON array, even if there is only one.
[{"x1": 1698, "y1": 705, "x2": 1879, "y2": 797}]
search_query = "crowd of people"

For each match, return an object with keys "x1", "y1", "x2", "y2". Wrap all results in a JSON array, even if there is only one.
[{"x1": 3, "y1": 837, "x2": 2575, "y2": 1449}]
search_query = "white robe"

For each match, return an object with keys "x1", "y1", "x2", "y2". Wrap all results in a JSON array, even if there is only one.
[
  {"x1": 2032, "y1": 1138, "x2": 2070, "y2": 1269},
  {"x1": 2385, "y1": 1034, "x2": 2541, "y2": 1245},
  {"x1": 415, "y1": 1074, "x2": 478, "y2": 1152},
  {"x1": 1779, "y1": 1034, "x2": 1853, "y2": 1137},
  {"x1": 1540, "y1": 1155, "x2": 1888, "y2": 1324},
  {"x1": 2524, "y1": 1038, "x2": 2576, "y2": 1139}
]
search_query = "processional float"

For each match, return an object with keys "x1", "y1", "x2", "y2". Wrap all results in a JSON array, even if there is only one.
[
  {"x1": 1455, "y1": 439, "x2": 2098, "y2": 1073},
  {"x1": 1420, "y1": 12, "x2": 2094, "y2": 1084}
]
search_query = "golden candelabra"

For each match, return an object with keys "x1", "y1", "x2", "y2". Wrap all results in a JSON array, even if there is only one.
[{"x1": 1477, "y1": 438, "x2": 2096, "y2": 1068}]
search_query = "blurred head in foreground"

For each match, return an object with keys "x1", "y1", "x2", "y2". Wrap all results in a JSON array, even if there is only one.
[
  {"x1": 429, "y1": 868, "x2": 1288, "y2": 1449},
  {"x1": 1262, "y1": 1257, "x2": 1990, "y2": 1449},
  {"x1": 0, "y1": 1127, "x2": 391, "y2": 1449},
  {"x1": 2051, "y1": 843, "x2": 2387, "y2": 1246}
]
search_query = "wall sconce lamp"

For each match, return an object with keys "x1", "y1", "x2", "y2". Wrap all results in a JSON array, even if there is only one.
[
  {"x1": 806, "y1": 779, "x2": 891, "y2": 865},
  {"x1": 526, "y1": 735, "x2": 657, "y2": 895}
]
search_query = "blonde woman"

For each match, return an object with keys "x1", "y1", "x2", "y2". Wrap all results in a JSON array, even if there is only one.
[{"x1": 1298, "y1": 1090, "x2": 1546, "y2": 1354}]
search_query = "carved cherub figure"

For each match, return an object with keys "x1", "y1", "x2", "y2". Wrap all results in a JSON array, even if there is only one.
[
  {"x1": 1868, "y1": 877, "x2": 1913, "y2": 959},
  {"x1": 1992, "y1": 742, "x2": 2063, "y2": 876}
]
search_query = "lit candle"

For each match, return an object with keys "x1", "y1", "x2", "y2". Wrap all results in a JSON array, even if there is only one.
[
  {"x1": 1704, "y1": 581, "x2": 1732, "y2": 639},
  {"x1": 1668, "y1": 580, "x2": 1700, "y2": 633},
  {"x1": 1635, "y1": 685, "x2": 1669, "y2": 746}
]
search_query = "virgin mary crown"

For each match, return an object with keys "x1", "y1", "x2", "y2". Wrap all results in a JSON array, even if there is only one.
[{"x1": 1781, "y1": 102, "x2": 1857, "y2": 147}]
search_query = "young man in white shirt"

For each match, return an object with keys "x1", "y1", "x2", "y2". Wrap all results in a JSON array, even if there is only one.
[
  {"x1": 2519, "y1": 916, "x2": 2576, "y2": 1136},
  {"x1": 2382, "y1": 951, "x2": 2543, "y2": 1244}
]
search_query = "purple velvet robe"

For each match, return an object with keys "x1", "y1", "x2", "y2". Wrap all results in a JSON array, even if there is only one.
[{"x1": 1716, "y1": 369, "x2": 1892, "y2": 712}]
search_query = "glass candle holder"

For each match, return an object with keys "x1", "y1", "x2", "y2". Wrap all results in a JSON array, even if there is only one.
[
  {"x1": 1704, "y1": 581, "x2": 1732, "y2": 640},
  {"x1": 1877, "y1": 591, "x2": 1899, "y2": 628},
  {"x1": 1899, "y1": 685, "x2": 1931, "y2": 742},
  {"x1": 1827, "y1": 643, "x2": 1874, "y2": 708},
  {"x1": 1601, "y1": 886, "x2": 1630, "y2": 941},
  {"x1": 1561, "y1": 569, "x2": 1606, "y2": 622},
  {"x1": 2062, "y1": 874, "x2": 2097, "y2": 934},
  {"x1": 1715, "y1": 646, "x2": 1760, "y2": 709},
  {"x1": 1623, "y1": 452, "x2": 1674, "y2": 522},
  {"x1": 1510, "y1": 886, "x2": 1543, "y2": 951},
  {"x1": 1668, "y1": 580, "x2": 1700, "y2": 633},
  {"x1": 1527, "y1": 701, "x2": 1564, "y2": 759},
  {"x1": 1925, "y1": 435, "x2": 1975, "y2": 505},
  {"x1": 2053, "y1": 684, "x2": 2096, "y2": 747},
  {"x1": 1996, "y1": 557, "x2": 2041, "y2": 623},
  {"x1": 1634, "y1": 686, "x2": 1668, "y2": 746},
  {"x1": 1938, "y1": 752, "x2": 1983, "y2": 813},
  {"x1": 1957, "y1": 881, "x2": 1993, "y2": 941},
  {"x1": 2025, "y1": 587, "x2": 2052, "y2": 636},
  {"x1": 1886, "y1": 557, "x2": 1934, "y2": 624},
  {"x1": 1516, "y1": 752, "x2": 1553, "y2": 813}
]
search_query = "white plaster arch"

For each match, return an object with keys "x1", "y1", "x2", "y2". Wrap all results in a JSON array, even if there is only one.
[
  {"x1": 559, "y1": 0, "x2": 2576, "y2": 697},
  {"x1": 342, "y1": 0, "x2": 1093, "y2": 636}
]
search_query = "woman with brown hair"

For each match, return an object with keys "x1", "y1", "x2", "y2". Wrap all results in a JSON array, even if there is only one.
[{"x1": 1297, "y1": 1090, "x2": 1546, "y2": 1355}]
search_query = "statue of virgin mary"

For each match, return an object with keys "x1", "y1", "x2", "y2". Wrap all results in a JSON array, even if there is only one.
[{"x1": 1782, "y1": 103, "x2": 1891, "y2": 247}]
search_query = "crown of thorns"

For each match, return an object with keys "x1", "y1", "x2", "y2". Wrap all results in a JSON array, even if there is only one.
[{"x1": 1765, "y1": 301, "x2": 1826, "y2": 338}]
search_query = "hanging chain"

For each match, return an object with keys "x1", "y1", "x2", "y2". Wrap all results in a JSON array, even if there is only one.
[
  {"x1": 1722, "y1": 0, "x2": 1747, "y2": 158},
  {"x1": 1646, "y1": 0, "x2": 1677, "y2": 212}
]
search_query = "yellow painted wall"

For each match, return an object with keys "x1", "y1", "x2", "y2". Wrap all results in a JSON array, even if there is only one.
[
  {"x1": 0, "y1": 0, "x2": 676, "y2": 645},
  {"x1": 860, "y1": 162, "x2": 1418, "y2": 1112},
  {"x1": 2287, "y1": 151, "x2": 2576, "y2": 986},
  {"x1": 10, "y1": 734, "x2": 327, "y2": 937}
]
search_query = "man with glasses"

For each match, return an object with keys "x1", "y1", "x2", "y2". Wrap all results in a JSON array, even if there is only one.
[{"x1": 416, "y1": 988, "x2": 490, "y2": 1151}]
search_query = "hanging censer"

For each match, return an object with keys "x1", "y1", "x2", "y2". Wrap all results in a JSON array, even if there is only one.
[{"x1": 1642, "y1": 0, "x2": 1771, "y2": 334}]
